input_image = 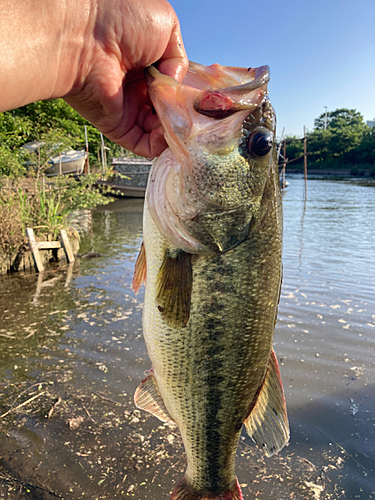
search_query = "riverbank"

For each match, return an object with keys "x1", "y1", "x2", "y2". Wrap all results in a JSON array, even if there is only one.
[
  {"x1": 0, "y1": 174, "x2": 112, "y2": 273},
  {"x1": 286, "y1": 166, "x2": 375, "y2": 177},
  {"x1": 0, "y1": 228, "x2": 80, "y2": 274}
]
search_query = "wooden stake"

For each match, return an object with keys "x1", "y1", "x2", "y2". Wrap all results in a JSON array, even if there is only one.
[
  {"x1": 304, "y1": 126, "x2": 308, "y2": 200},
  {"x1": 84, "y1": 125, "x2": 90, "y2": 174},
  {"x1": 26, "y1": 227, "x2": 44, "y2": 272},
  {"x1": 26, "y1": 228, "x2": 75, "y2": 273},
  {"x1": 59, "y1": 229, "x2": 75, "y2": 263},
  {"x1": 100, "y1": 133, "x2": 106, "y2": 175},
  {"x1": 283, "y1": 139, "x2": 287, "y2": 190},
  {"x1": 97, "y1": 147, "x2": 101, "y2": 170}
]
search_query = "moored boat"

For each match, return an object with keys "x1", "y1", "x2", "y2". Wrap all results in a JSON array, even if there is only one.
[
  {"x1": 45, "y1": 150, "x2": 87, "y2": 176},
  {"x1": 107, "y1": 157, "x2": 153, "y2": 197}
]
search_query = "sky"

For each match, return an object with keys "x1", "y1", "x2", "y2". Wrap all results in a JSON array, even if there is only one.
[{"x1": 169, "y1": 0, "x2": 375, "y2": 138}]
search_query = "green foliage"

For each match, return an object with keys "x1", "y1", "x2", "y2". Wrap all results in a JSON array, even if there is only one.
[
  {"x1": 54, "y1": 174, "x2": 114, "y2": 212},
  {"x1": 0, "y1": 112, "x2": 34, "y2": 148},
  {"x1": 346, "y1": 126, "x2": 375, "y2": 164},
  {"x1": 283, "y1": 108, "x2": 374, "y2": 169},
  {"x1": 10, "y1": 99, "x2": 116, "y2": 155},
  {"x1": 0, "y1": 99, "x2": 130, "y2": 181},
  {"x1": 0, "y1": 146, "x2": 26, "y2": 178},
  {"x1": 306, "y1": 129, "x2": 333, "y2": 163},
  {"x1": 281, "y1": 135, "x2": 304, "y2": 165},
  {"x1": 0, "y1": 174, "x2": 113, "y2": 247}
]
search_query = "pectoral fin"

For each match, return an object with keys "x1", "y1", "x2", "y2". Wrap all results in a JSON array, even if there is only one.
[
  {"x1": 132, "y1": 242, "x2": 147, "y2": 294},
  {"x1": 156, "y1": 250, "x2": 193, "y2": 328},
  {"x1": 134, "y1": 371, "x2": 174, "y2": 423},
  {"x1": 244, "y1": 350, "x2": 289, "y2": 457}
]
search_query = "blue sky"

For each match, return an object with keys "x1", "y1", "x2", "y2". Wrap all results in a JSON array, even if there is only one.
[{"x1": 169, "y1": 0, "x2": 375, "y2": 138}]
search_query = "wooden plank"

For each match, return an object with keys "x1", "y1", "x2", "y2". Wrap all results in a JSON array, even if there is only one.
[
  {"x1": 59, "y1": 230, "x2": 75, "y2": 263},
  {"x1": 36, "y1": 241, "x2": 62, "y2": 250},
  {"x1": 26, "y1": 228, "x2": 44, "y2": 272}
]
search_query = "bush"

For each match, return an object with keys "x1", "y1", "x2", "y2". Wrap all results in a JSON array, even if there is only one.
[
  {"x1": 0, "y1": 192, "x2": 26, "y2": 251},
  {"x1": 0, "y1": 174, "x2": 113, "y2": 249},
  {"x1": 0, "y1": 146, "x2": 26, "y2": 178}
]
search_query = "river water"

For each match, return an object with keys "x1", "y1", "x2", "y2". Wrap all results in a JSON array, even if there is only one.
[{"x1": 0, "y1": 175, "x2": 374, "y2": 499}]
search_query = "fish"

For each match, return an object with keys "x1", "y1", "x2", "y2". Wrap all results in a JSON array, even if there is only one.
[{"x1": 132, "y1": 61, "x2": 289, "y2": 500}]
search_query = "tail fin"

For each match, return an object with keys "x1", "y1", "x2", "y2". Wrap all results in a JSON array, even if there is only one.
[{"x1": 171, "y1": 477, "x2": 243, "y2": 500}]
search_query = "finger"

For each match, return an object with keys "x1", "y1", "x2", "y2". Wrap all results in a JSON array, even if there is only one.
[
  {"x1": 117, "y1": 124, "x2": 167, "y2": 158},
  {"x1": 157, "y1": 20, "x2": 188, "y2": 82}
]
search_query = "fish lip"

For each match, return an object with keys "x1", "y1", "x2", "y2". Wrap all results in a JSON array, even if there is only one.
[
  {"x1": 225, "y1": 65, "x2": 270, "y2": 94},
  {"x1": 144, "y1": 65, "x2": 158, "y2": 85},
  {"x1": 145, "y1": 64, "x2": 270, "y2": 92}
]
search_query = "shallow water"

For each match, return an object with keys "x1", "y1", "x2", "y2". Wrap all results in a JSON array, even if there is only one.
[{"x1": 0, "y1": 176, "x2": 374, "y2": 499}]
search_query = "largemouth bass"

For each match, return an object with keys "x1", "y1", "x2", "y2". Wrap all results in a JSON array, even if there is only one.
[{"x1": 132, "y1": 61, "x2": 289, "y2": 500}]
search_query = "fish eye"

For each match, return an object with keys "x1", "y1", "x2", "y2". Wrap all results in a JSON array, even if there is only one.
[{"x1": 248, "y1": 129, "x2": 273, "y2": 157}]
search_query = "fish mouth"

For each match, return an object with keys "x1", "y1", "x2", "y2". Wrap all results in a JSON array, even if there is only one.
[
  {"x1": 188, "y1": 61, "x2": 270, "y2": 91},
  {"x1": 145, "y1": 63, "x2": 270, "y2": 94},
  {"x1": 145, "y1": 63, "x2": 269, "y2": 158}
]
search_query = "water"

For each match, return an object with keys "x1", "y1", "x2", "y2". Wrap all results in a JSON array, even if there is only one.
[{"x1": 0, "y1": 177, "x2": 374, "y2": 499}]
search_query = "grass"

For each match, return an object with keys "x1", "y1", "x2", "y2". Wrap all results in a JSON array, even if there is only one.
[{"x1": 0, "y1": 174, "x2": 113, "y2": 254}]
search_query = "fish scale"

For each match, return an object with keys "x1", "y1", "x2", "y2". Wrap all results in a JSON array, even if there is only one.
[{"x1": 132, "y1": 61, "x2": 289, "y2": 500}]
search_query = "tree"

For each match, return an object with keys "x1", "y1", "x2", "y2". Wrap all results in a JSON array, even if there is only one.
[
  {"x1": 304, "y1": 108, "x2": 368, "y2": 164},
  {"x1": 280, "y1": 135, "x2": 304, "y2": 167},
  {"x1": 346, "y1": 125, "x2": 375, "y2": 164},
  {"x1": 313, "y1": 108, "x2": 366, "y2": 159}
]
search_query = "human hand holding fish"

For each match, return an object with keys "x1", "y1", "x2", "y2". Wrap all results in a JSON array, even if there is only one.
[
  {"x1": 0, "y1": 0, "x2": 187, "y2": 158},
  {"x1": 133, "y1": 61, "x2": 289, "y2": 499}
]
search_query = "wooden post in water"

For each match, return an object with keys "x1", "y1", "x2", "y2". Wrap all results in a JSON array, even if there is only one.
[
  {"x1": 282, "y1": 139, "x2": 287, "y2": 190},
  {"x1": 84, "y1": 125, "x2": 90, "y2": 174},
  {"x1": 303, "y1": 126, "x2": 308, "y2": 200},
  {"x1": 97, "y1": 147, "x2": 101, "y2": 171}
]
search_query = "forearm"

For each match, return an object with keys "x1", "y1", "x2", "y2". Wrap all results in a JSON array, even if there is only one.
[{"x1": 0, "y1": 0, "x2": 91, "y2": 112}]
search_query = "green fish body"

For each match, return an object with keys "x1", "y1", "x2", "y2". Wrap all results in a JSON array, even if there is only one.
[{"x1": 133, "y1": 62, "x2": 289, "y2": 500}]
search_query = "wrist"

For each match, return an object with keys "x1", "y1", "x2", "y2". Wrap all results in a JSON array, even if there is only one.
[
  {"x1": 53, "y1": 0, "x2": 95, "y2": 99},
  {"x1": 0, "y1": 0, "x2": 93, "y2": 111}
]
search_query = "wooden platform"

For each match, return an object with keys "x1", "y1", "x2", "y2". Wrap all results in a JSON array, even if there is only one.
[{"x1": 26, "y1": 228, "x2": 75, "y2": 272}]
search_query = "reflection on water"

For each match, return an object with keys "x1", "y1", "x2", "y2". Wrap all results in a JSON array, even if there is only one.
[{"x1": 0, "y1": 179, "x2": 374, "y2": 499}]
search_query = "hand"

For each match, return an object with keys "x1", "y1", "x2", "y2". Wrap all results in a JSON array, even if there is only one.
[
  {"x1": 64, "y1": 0, "x2": 188, "y2": 157},
  {"x1": 0, "y1": 0, "x2": 187, "y2": 158}
]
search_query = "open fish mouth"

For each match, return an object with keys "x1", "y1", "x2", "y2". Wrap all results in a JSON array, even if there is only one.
[
  {"x1": 146, "y1": 62, "x2": 270, "y2": 119},
  {"x1": 145, "y1": 63, "x2": 269, "y2": 160}
]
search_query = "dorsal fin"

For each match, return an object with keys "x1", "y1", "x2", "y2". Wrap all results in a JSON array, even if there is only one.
[
  {"x1": 132, "y1": 242, "x2": 147, "y2": 294},
  {"x1": 134, "y1": 371, "x2": 173, "y2": 423},
  {"x1": 156, "y1": 249, "x2": 193, "y2": 328},
  {"x1": 244, "y1": 350, "x2": 289, "y2": 457}
]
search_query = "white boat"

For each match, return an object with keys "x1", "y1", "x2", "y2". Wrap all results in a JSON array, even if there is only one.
[
  {"x1": 21, "y1": 141, "x2": 87, "y2": 176},
  {"x1": 45, "y1": 150, "x2": 87, "y2": 177}
]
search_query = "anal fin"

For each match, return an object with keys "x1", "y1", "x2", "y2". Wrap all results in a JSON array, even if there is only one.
[
  {"x1": 132, "y1": 242, "x2": 147, "y2": 294},
  {"x1": 244, "y1": 349, "x2": 290, "y2": 457},
  {"x1": 134, "y1": 371, "x2": 174, "y2": 423},
  {"x1": 156, "y1": 249, "x2": 192, "y2": 328}
]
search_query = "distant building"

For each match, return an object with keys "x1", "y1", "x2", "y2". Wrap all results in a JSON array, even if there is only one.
[{"x1": 366, "y1": 119, "x2": 375, "y2": 128}]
